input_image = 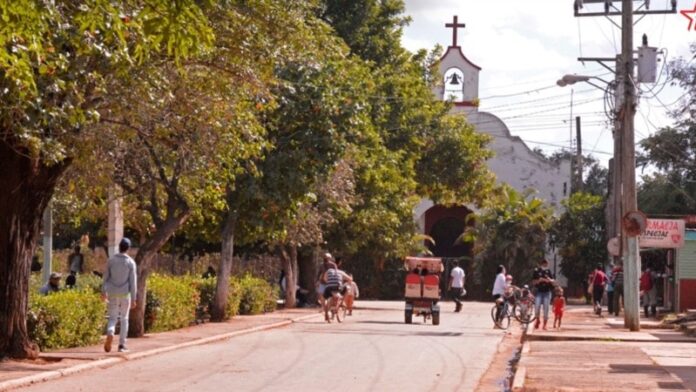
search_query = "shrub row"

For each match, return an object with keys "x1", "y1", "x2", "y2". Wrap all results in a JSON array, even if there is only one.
[
  {"x1": 28, "y1": 289, "x2": 106, "y2": 350},
  {"x1": 28, "y1": 273, "x2": 278, "y2": 351}
]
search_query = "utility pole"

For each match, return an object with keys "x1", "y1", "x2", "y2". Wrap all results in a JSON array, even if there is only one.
[
  {"x1": 620, "y1": 0, "x2": 640, "y2": 331},
  {"x1": 573, "y1": 0, "x2": 676, "y2": 331},
  {"x1": 576, "y1": 116, "x2": 583, "y2": 192}
]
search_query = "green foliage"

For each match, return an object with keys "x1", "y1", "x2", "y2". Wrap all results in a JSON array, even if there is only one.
[
  {"x1": 144, "y1": 274, "x2": 199, "y2": 333},
  {"x1": 27, "y1": 290, "x2": 106, "y2": 350},
  {"x1": 318, "y1": 0, "x2": 410, "y2": 67},
  {"x1": 467, "y1": 186, "x2": 554, "y2": 296},
  {"x1": 237, "y1": 275, "x2": 277, "y2": 315},
  {"x1": 638, "y1": 43, "x2": 696, "y2": 216},
  {"x1": 550, "y1": 192, "x2": 607, "y2": 287},
  {"x1": 0, "y1": 0, "x2": 214, "y2": 163},
  {"x1": 196, "y1": 277, "x2": 242, "y2": 320}
]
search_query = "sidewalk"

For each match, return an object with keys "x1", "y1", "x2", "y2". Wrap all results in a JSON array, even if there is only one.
[
  {"x1": 515, "y1": 306, "x2": 696, "y2": 391},
  {"x1": 0, "y1": 308, "x2": 320, "y2": 391}
]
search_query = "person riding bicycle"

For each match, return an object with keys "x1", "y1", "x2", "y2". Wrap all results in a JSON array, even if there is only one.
[
  {"x1": 491, "y1": 265, "x2": 507, "y2": 327},
  {"x1": 322, "y1": 265, "x2": 350, "y2": 322}
]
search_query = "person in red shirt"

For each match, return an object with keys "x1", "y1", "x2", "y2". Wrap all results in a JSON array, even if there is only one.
[
  {"x1": 590, "y1": 264, "x2": 607, "y2": 316},
  {"x1": 553, "y1": 287, "x2": 566, "y2": 329}
]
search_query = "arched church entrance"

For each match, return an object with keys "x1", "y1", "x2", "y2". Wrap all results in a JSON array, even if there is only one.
[
  {"x1": 423, "y1": 205, "x2": 474, "y2": 294},
  {"x1": 424, "y1": 205, "x2": 473, "y2": 258}
]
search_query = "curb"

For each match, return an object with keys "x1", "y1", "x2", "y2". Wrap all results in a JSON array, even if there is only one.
[
  {"x1": 524, "y1": 334, "x2": 696, "y2": 343},
  {"x1": 510, "y1": 341, "x2": 530, "y2": 391},
  {"x1": 0, "y1": 313, "x2": 320, "y2": 392},
  {"x1": 511, "y1": 366, "x2": 526, "y2": 391}
]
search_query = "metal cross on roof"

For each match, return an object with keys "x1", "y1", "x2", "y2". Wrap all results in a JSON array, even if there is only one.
[{"x1": 445, "y1": 15, "x2": 466, "y2": 47}]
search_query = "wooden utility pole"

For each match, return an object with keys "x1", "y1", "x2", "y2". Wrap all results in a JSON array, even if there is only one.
[
  {"x1": 576, "y1": 116, "x2": 583, "y2": 192},
  {"x1": 572, "y1": 0, "x2": 676, "y2": 331},
  {"x1": 621, "y1": 0, "x2": 640, "y2": 331}
]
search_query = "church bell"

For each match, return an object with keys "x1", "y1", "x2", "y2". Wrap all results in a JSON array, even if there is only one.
[{"x1": 448, "y1": 73, "x2": 461, "y2": 85}]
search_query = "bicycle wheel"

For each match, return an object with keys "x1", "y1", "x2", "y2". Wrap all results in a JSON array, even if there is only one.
[
  {"x1": 491, "y1": 304, "x2": 499, "y2": 325},
  {"x1": 498, "y1": 305, "x2": 512, "y2": 329},
  {"x1": 514, "y1": 302, "x2": 537, "y2": 324},
  {"x1": 337, "y1": 304, "x2": 346, "y2": 323}
]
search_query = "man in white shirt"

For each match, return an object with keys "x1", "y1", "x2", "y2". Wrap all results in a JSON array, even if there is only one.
[
  {"x1": 491, "y1": 265, "x2": 507, "y2": 325},
  {"x1": 448, "y1": 261, "x2": 466, "y2": 312}
]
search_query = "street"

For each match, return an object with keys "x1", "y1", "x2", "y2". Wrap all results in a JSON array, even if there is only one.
[{"x1": 19, "y1": 301, "x2": 508, "y2": 392}]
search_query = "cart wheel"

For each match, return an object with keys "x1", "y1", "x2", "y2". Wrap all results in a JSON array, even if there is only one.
[
  {"x1": 432, "y1": 311, "x2": 440, "y2": 326},
  {"x1": 405, "y1": 309, "x2": 413, "y2": 324}
]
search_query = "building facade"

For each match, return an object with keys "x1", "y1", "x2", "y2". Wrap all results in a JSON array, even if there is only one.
[{"x1": 415, "y1": 17, "x2": 571, "y2": 262}]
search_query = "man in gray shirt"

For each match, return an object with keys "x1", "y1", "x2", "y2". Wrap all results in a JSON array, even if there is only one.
[{"x1": 102, "y1": 238, "x2": 137, "y2": 353}]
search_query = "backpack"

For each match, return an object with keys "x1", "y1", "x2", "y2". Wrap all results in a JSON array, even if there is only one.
[{"x1": 640, "y1": 272, "x2": 653, "y2": 291}]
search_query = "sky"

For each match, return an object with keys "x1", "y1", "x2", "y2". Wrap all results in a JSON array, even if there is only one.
[{"x1": 401, "y1": 0, "x2": 695, "y2": 167}]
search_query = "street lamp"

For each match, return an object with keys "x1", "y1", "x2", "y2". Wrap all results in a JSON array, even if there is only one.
[{"x1": 556, "y1": 74, "x2": 609, "y2": 90}]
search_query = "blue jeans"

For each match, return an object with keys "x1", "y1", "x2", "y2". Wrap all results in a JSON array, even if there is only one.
[
  {"x1": 106, "y1": 295, "x2": 131, "y2": 346},
  {"x1": 534, "y1": 291, "x2": 552, "y2": 321}
]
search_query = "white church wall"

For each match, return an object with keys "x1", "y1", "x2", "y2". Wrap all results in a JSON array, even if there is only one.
[{"x1": 466, "y1": 111, "x2": 571, "y2": 211}]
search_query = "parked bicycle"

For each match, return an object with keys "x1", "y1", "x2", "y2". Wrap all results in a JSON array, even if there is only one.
[
  {"x1": 512, "y1": 285, "x2": 537, "y2": 325},
  {"x1": 491, "y1": 286, "x2": 536, "y2": 329}
]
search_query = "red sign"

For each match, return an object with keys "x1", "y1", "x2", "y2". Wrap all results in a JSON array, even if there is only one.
[{"x1": 639, "y1": 219, "x2": 685, "y2": 249}]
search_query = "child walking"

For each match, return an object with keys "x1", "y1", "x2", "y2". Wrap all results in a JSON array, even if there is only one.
[{"x1": 553, "y1": 287, "x2": 566, "y2": 329}]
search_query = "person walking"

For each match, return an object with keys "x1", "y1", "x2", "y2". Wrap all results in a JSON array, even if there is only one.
[
  {"x1": 102, "y1": 238, "x2": 137, "y2": 353},
  {"x1": 640, "y1": 266, "x2": 657, "y2": 318},
  {"x1": 590, "y1": 263, "x2": 607, "y2": 316},
  {"x1": 611, "y1": 264, "x2": 624, "y2": 316},
  {"x1": 449, "y1": 261, "x2": 466, "y2": 312},
  {"x1": 68, "y1": 245, "x2": 84, "y2": 275},
  {"x1": 606, "y1": 263, "x2": 615, "y2": 314},
  {"x1": 532, "y1": 259, "x2": 555, "y2": 330}
]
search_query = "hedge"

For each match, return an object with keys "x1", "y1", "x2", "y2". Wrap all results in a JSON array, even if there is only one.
[
  {"x1": 238, "y1": 274, "x2": 278, "y2": 315},
  {"x1": 26, "y1": 271, "x2": 277, "y2": 350},
  {"x1": 144, "y1": 274, "x2": 200, "y2": 333},
  {"x1": 197, "y1": 277, "x2": 243, "y2": 321},
  {"x1": 27, "y1": 289, "x2": 106, "y2": 350}
]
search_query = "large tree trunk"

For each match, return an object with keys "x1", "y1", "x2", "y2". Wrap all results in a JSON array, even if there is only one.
[
  {"x1": 128, "y1": 211, "x2": 190, "y2": 337},
  {"x1": 299, "y1": 249, "x2": 318, "y2": 305},
  {"x1": 0, "y1": 141, "x2": 68, "y2": 359},
  {"x1": 279, "y1": 245, "x2": 297, "y2": 308},
  {"x1": 211, "y1": 212, "x2": 236, "y2": 322}
]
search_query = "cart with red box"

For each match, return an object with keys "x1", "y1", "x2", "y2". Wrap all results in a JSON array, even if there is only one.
[{"x1": 404, "y1": 256, "x2": 444, "y2": 325}]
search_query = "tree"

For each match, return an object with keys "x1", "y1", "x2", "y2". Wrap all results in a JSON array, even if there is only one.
[
  {"x1": 210, "y1": 41, "x2": 374, "y2": 319},
  {"x1": 550, "y1": 192, "x2": 607, "y2": 292},
  {"x1": 317, "y1": 1, "x2": 495, "y2": 296},
  {"x1": 638, "y1": 43, "x2": 696, "y2": 216},
  {"x1": 465, "y1": 187, "x2": 554, "y2": 297},
  {"x1": 0, "y1": 0, "x2": 212, "y2": 359},
  {"x1": 96, "y1": 59, "x2": 266, "y2": 336},
  {"x1": 318, "y1": 0, "x2": 410, "y2": 67}
]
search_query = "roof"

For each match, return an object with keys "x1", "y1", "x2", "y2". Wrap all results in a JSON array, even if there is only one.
[{"x1": 440, "y1": 46, "x2": 482, "y2": 71}]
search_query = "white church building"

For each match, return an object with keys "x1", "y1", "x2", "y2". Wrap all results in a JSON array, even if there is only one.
[{"x1": 415, "y1": 16, "x2": 571, "y2": 260}]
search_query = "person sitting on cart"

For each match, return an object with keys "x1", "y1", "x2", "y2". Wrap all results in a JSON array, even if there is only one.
[{"x1": 322, "y1": 265, "x2": 350, "y2": 322}]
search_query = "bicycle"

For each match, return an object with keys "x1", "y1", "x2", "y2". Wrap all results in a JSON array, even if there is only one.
[
  {"x1": 512, "y1": 287, "x2": 537, "y2": 325},
  {"x1": 325, "y1": 289, "x2": 346, "y2": 323},
  {"x1": 491, "y1": 298, "x2": 512, "y2": 329}
]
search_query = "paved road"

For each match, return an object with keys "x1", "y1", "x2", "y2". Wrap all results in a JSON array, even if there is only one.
[{"x1": 21, "y1": 301, "x2": 507, "y2": 392}]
